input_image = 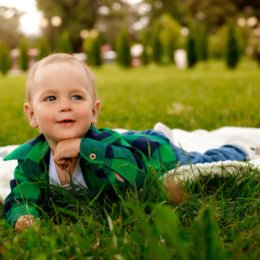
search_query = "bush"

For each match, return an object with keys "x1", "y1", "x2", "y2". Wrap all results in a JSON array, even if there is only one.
[
  {"x1": 196, "y1": 24, "x2": 208, "y2": 61},
  {"x1": 226, "y1": 23, "x2": 240, "y2": 69},
  {"x1": 0, "y1": 43, "x2": 12, "y2": 75},
  {"x1": 140, "y1": 30, "x2": 151, "y2": 66},
  {"x1": 158, "y1": 14, "x2": 182, "y2": 64},
  {"x1": 141, "y1": 45, "x2": 150, "y2": 66},
  {"x1": 186, "y1": 32, "x2": 197, "y2": 68},
  {"x1": 152, "y1": 35, "x2": 163, "y2": 64},
  {"x1": 116, "y1": 30, "x2": 131, "y2": 67},
  {"x1": 37, "y1": 37, "x2": 51, "y2": 60},
  {"x1": 208, "y1": 26, "x2": 227, "y2": 59},
  {"x1": 57, "y1": 31, "x2": 73, "y2": 53},
  {"x1": 84, "y1": 35, "x2": 102, "y2": 67},
  {"x1": 149, "y1": 15, "x2": 183, "y2": 65},
  {"x1": 19, "y1": 38, "x2": 29, "y2": 71}
]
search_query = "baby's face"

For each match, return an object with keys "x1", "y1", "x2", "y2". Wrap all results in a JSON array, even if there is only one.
[{"x1": 25, "y1": 62, "x2": 99, "y2": 148}]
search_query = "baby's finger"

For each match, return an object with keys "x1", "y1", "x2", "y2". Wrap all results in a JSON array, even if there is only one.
[{"x1": 56, "y1": 159, "x2": 72, "y2": 169}]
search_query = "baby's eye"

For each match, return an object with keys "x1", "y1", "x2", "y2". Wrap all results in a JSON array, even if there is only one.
[
  {"x1": 46, "y1": 96, "x2": 56, "y2": 102},
  {"x1": 71, "y1": 95, "x2": 82, "y2": 101}
]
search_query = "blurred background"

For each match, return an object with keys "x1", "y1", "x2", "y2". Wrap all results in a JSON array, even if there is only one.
[{"x1": 0, "y1": 0, "x2": 260, "y2": 73}]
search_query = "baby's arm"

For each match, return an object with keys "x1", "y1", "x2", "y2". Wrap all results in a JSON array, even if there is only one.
[
  {"x1": 53, "y1": 138, "x2": 125, "y2": 182},
  {"x1": 53, "y1": 139, "x2": 81, "y2": 169},
  {"x1": 53, "y1": 132, "x2": 185, "y2": 203}
]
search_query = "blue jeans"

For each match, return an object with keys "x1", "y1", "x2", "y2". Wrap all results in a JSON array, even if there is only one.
[
  {"x1": 124, "y1": 130, "x2": 247, "y2": 166},
  {"x1": 173, "y1": 144, "x2": 246, "y2": 166}
]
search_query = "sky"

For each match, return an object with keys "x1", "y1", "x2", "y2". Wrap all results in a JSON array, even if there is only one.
[{"x1": 0, "y1": 0, "x2": 142, "y2": 36}]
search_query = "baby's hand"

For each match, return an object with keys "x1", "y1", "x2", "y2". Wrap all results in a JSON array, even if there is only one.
[
  {"x1": 54, "y1": 139, "x2": 81, "y2": 169},
  {"x1": 163, "y1": 176, "x2": 186, "y2": 204},
  {"x1": 15, "y1": 214, "x2": 37, "y2": 232}
]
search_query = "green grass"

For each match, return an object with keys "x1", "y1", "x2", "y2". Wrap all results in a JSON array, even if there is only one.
[
  {"x1": 1, "y1": 59, "x2": 260, "y2": 144},
  {"x1": 0, "y1": 60, "x2": 259, "y2": 259}
]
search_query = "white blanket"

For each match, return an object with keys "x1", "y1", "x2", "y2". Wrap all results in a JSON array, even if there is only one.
[{"x1": 1, "y1": 126, "x2": 260, "y2": 201}]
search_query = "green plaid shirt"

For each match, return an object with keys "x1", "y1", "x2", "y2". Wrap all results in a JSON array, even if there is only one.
[{"x1": 3, "y1": 126, "x2": 177, "y2": 225}]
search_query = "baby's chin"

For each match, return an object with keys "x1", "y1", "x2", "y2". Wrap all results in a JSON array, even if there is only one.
[
  {"x1": 51, "y1": 134, "x2": 83, "y2": 144},
  {"x1": 45, "y1": 129, "x2": 89, "y2": 144}
]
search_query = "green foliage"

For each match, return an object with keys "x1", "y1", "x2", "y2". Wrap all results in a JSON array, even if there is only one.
[
  {"x1": 0, "y1": 7, "x2": 21, "y2": 48},
  {"x1": 0, "y1": 43, "x2": 11, "y2": 75},
  {"x1": 150, "y1": 23, "x2": 163, "y2": 64},
  {"x1": 18, "y1": 38, "x2": 29, "y2": 71},
  {"x1": 190, "y1": 206, "x2": 226, "y2": 260},
  {"x1": 256, "y1": 50, "x2": 260, "y2": 67},
  {"x1": 153, "y1": 205, "x2": 227, "y2": 260},
  {"x1": 0, "y1": 170, "x2": 259, "y2": 259},
  {"x1": 1, "y1": 60, "x2": 260, "y2": 145},
  {"x1": 196, "y1": 24, "x2": 208, "y2": 61},
  {"x1": 226, "y1": 23, "x2": 240, "y2": 69},
  {"x1": 209, "y1": 26, "x2": 227, "y2": 59},
  {"x1": 185, "y1": 0, "x2": 238, "y2": 32},
  {"x1": 141, "y1": 45, "x2": 150, "y2": 66},
  {"x1": 36, "y1": 0, "x2": 100, "y2": 51},
  {"x1": 140, "y1": 31, "x2": 151, "y2": 66},
  {"x1": 0, "y1": 61, "x2": 260, "y2": 259},
  {"x1": 116, "y1": 30, "x2": 131, "y2": 67},
  {"x1": 152, "y1": 35, "x2": 162, "y2": 64},
  {"x1": 186, "y1": 31, "x2": 197, "y2": 68},
  {"x1": 57, "y1": 31, "x2": 73, "y2": 53},
  {"x1": 37, "y1": 37, "x2": 51, "y2": 60},
  {"x1": 83, "y1": 34, "x2": 102, "y2": 67},
  {"x1": 151, "y1": 14, "x2": 183, "y2": 64}
]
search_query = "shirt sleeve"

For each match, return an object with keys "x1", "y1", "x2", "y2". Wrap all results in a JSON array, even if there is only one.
[
  {"x1": 3, "y1": 164, "x2": 41, "y2": 225},
  {"x1": 79, "y1": 137, "x2": 149, "y2": 187}
]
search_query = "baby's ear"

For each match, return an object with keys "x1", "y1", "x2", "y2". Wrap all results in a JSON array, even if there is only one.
[
  {"x1": 91, "y1": 100, "x2": 101, "y2": 126},
  {"x1": 24, "y1": 102, "x2": 38, "y2": 128}
]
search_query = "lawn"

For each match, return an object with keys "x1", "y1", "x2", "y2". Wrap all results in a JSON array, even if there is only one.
[{"x1": 0, "y1": 60, "x2": 259, "y2": 259}]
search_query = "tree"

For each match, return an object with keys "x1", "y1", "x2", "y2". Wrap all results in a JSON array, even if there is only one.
[
  {"x1": 0, "y1": 43, "x2": 12, "y2": 75},
  {"x1": 83, "y1": 32, "x2": 102, "y2": 67},
  {"x1": 140, "y1": 30, "x2": 151, "y2": 66},
  {"x1": 19, "y1": 38, "x2": 29, "y2": 71},
  {"x1": 153, "y1": 14, "x2": 182, "y2": 64},
  {"x1": 144, "y1": 0, "x2": 260, "y2": 35},
  {"x1": 144, "y1": 0, "x2": 188, "y2": 25},
  {"x1": 36, "y1": 0, "x2": 101, "y2": 52},
  {"x1": 196, "y1": 24, "x2": 208, "y2": 61},
  {"x1": 0, "y1": 6, "x2": 21, "y2": 48},
  {"x1": 152, "y1": 35, "x2": 162, "y2": 65},
  {"x1": 37, "y1": 37, "x2": 51, "y2": 60},
  {"x1": 208, "y1": 25, "x2": 227, "y2": 59},
  {"x1": 226, "y1": 22, "x2": 240, "y2": 69},
  {"x1": 57, "y1": 31, "x2": 73, "y2": 53},
  {"x1": 186, "y1": 30, "x2": 197, "y2": 68},
  {"x1": 185, "y1": 0, "x2": 237, "y2": 33},
  {"x1": 116, "y1": 30, "x2": 131, "y2": 67},
  {"x1": 232, "y1": 0, "x2": 260, "y2": 19}
]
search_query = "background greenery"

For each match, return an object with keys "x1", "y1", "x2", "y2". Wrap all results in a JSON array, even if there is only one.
[
  {"x1": 1, "y1": 0, "x2": 260, "y2": 71},
  {"x1": 1, "y1": 59, "x2": 260, "y2": 145},
  {"x1": 0, "y1": 61, "x2": 259, "y2": 259}
]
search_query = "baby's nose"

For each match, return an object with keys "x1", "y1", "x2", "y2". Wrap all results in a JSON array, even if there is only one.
[{"x1": 59, "y1": 99, "x2": 72, "y2": 112}]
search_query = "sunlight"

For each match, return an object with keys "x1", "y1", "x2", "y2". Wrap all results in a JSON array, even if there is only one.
[{"x1": 0, "y1": 0, "x2": 43, "y2": 35}]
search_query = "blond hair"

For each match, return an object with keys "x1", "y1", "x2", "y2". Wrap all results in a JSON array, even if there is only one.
[{"x1": 26, "y1": 53, "x2": 97, "y2": 102}]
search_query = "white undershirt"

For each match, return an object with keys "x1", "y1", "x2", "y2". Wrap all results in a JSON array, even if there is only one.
[{"x1": 49, "y1": 153, "x2": 88, "y2": 189}]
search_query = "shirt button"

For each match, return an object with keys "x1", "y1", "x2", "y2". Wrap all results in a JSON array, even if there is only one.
[{"x1": 89, "y1": 153, "x2": 96, "y2": 160}]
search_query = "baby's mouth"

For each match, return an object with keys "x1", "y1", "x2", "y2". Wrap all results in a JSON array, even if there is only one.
[
  {"x1": 59, "y1": 119, "x2": 74, "y2": 123},
  {"x1": 57, "y1": 119, "x2": 75, "y2": 126}
]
